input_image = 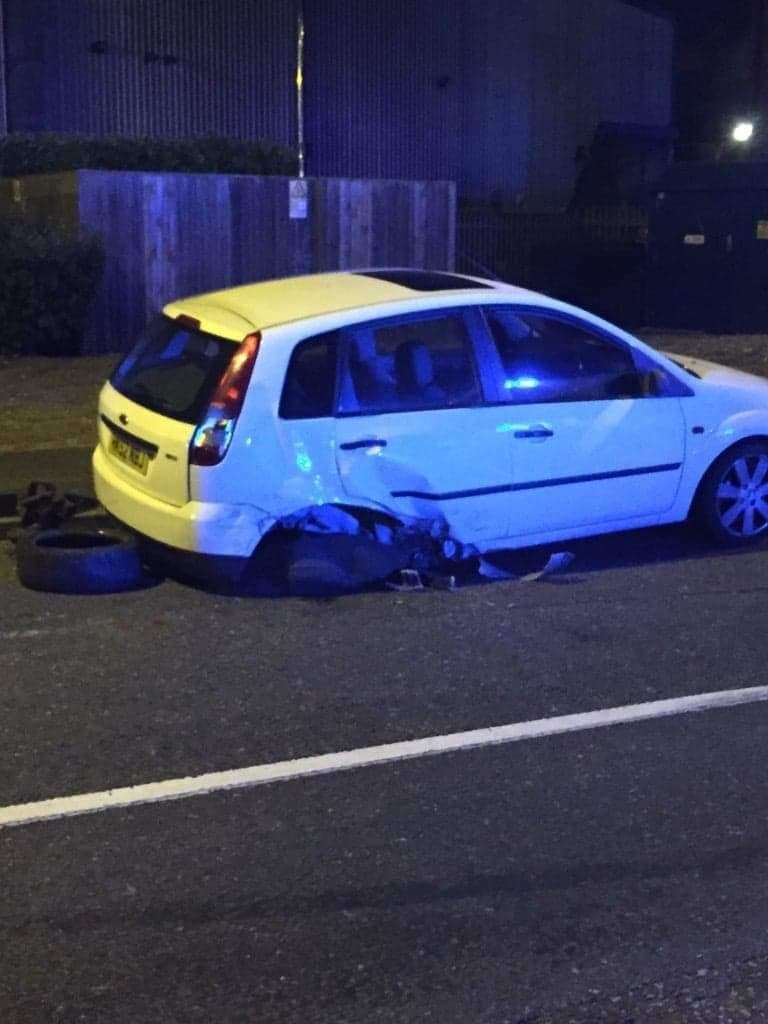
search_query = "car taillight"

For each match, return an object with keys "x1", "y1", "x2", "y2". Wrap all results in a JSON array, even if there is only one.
[{"x1": 190, "y1": 332, "x2": 261, "y2": 467}]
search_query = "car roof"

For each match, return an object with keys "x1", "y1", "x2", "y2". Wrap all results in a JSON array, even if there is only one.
[{"x1": 162, "y1": 269, "x2": 543, "y2": 340}]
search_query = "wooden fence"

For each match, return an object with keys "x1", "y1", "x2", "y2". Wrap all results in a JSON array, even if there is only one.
[{"x1": 1, "y1": 170, "x2": 456, "y2": 353}]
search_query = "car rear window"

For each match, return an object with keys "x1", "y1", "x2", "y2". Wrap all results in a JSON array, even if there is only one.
[{"x1": 110, "y1": 316, "x2": 239, "y2": 424}]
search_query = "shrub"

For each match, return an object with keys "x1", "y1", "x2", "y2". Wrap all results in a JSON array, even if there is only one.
[
  {"x1": 0, "y1": 132, "x2": 298, "y2": 177},
  {"x1": 0, "y1": 219, "x2": 104, "y2": 356}
]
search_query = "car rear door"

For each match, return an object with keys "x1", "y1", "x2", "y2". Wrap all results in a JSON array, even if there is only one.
[
  {"x1": 333, "y1": 308, "x2": 513, "y2": 545},
  {"x1": 480, "y1": 306, "x2": 688, "y2": 536}
]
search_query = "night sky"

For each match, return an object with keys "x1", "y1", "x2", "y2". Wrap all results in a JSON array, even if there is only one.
[{"x1": 654, "y1": 0, "x2": 760, "y2": 155}]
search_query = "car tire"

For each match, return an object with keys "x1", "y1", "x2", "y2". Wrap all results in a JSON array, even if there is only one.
[
  {"x1": 15, "y1": 527, "x2": 147, "y2": 594},
  {"x1": 243, "y1": 516, "x2": 420, "y2": 597},
  {"x1": 284, "y1": 534, "x2": 379, "y2": 596},
  {"x1": 695, "y1": 440, "x2": 768, "y2": 547}
]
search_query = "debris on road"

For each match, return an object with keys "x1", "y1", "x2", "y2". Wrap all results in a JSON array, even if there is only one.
[
  {"x1": 385, "y1": 547, "x2": 575, "y2": 593},
  {"x1": 385, "y1": 568, "x2": 426, "y2": 592},
  {"x1": 2, "y1": 480, "x2": 150, "y2": 594},
  {"x1": 423, "y1": 571, "x2": 457, "y2": 591},
  {"x1": 267, "y1": 505, "x2": 579, "y2": 595},
  {"x1": 521, "y1": 551, "x2": 575, "y2": 582},
  {"x1": 15, "y1": 526, "x2": 149, "y2": 594},
  {"x1": 3, "y1": 485, "x2": 577, "y2": 596},
  {"x1": 476, "y1": 557, "x2": 517, "y2": 581},
  {"x1": 17, "y1": 481, "x2": 99, "y2": 530}
]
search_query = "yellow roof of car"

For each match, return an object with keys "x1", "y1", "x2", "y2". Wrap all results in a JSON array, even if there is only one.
[{"x1": 162, "y1": 270, "x2": 506, "y2": 340}]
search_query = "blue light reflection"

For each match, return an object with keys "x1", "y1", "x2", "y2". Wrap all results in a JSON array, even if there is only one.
[
  {"x1": 295, "y1": 450, "x2": 313, "y2": 473},
  {"x1": 504, "y1": 376, "x2": 539, "y2": 390}
]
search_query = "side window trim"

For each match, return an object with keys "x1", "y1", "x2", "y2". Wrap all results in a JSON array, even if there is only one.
[
  {"x1": 278, "y1": 330, "x2": 340, "y2": 420},
  {"x1": 333, "y1": 305, "x2": 484, "y2": 418},
  {"x1": 477, "y1": 304, "x2": 694, "y2": 404}
]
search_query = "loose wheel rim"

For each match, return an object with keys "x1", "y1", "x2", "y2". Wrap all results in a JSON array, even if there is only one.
[{"x1": 715, "y1": 454, "x2": 768, "y2": 538}]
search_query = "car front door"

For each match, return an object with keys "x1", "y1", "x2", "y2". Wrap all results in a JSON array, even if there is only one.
[
  {"x1": 480, "y1": 306, "x2": 689, "y2": 537},
  {"x1": 333, "y1": 307, "x2": 513, "y2": 545}
]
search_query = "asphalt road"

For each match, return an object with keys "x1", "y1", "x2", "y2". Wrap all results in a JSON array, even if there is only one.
[{"x1": 2, "y1": 465, "x2": 768, "y2": 1022}]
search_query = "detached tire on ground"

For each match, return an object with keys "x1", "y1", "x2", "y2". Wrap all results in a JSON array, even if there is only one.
[{"x1": 16, "y1": 528, "x2": 146, "y2": 594}]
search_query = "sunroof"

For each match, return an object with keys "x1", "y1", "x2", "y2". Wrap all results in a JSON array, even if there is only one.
[{"x1": 355, "y1": 270, "x2": 493, "y2": 291}]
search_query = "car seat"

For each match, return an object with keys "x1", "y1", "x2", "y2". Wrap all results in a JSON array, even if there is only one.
[
  {"x1": 394, "y1": 340, "x2": 445, "y2": 406},
  {"x1": 338, "y1": 328, "x2": 396, "y2": 411}
]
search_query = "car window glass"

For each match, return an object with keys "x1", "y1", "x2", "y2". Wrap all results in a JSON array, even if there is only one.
[
  {"x1": 337, "y1": 312, "x2": 480, "y2": 414},
  {"x1": 485, "y1": 309, "x2": 641, "y2": 403},
  {"x1": 280, "y1": 332, "x2": 339, "y2": 419},
  {"x1": 110, "y1": 316, "x2": 238, "y2": 424},
  {"x1": 630, "y1": 347, "x2": 696, "y2": 397}
]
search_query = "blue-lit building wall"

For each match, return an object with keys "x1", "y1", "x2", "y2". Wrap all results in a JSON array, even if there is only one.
[
  {"x1": 302, "y1": 0, "x2": 464, "y2": 185},
  {"x1": 2, "y1": 0, "x2": 298, "y2": 140},
  {"x1": 0, "y1": 0, "x2": 673, "y2": 203}
]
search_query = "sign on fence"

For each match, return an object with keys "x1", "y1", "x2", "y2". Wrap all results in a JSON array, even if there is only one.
[{"x1": 289, "y1": 179, "x2": 309, "y2": 219}]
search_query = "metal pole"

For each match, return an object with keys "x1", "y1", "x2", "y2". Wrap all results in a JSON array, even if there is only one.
[
  {"x1": 0, "y1": 1, "x2": 8, "y2": 135},
  {"x1": 296, "y1": 7, "x2": 305, "y2": 178}
]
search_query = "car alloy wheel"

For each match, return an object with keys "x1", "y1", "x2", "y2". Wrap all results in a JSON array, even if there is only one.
[
  {"x1": 715, "y1": 452, "x2": 768, "y2": 539},
  {"x1": 697, "y1": 440, "x2": 768, "y2": 546}
]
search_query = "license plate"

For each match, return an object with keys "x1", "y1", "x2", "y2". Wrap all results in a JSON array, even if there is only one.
[{"x1": 109, "y1": 435, "x2": 149, "y2": 476}]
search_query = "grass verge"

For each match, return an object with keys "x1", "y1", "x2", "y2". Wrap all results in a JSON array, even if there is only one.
[{"x1": 1, "y1": 334, "x2": 768, "y2": 455}]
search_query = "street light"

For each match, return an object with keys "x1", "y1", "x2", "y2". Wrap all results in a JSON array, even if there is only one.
[{"x1": 732, "y1": 120, "x2": 755, "y2": 143}]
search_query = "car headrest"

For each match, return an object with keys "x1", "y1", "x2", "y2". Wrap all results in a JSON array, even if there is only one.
[
  {"x1": 395, "y1": 340, "x2": 434, "y2": 392},
  {"x1": 349, "y1": 327, "x2": 377, "y2": 364}
]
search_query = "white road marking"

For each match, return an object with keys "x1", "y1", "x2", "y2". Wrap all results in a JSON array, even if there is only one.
[
  {"x1": 0, "y1": 629, "x2": 47, "y2": 641},
  {"x1": 2, "y1": 685, "x2": 768, "y2": 830},
  {"x1": 0, "y1": 627, "x2": 85, "y2": 643},
  {"x1": 0, "y1": 620, "x2": 120, "y2": 643}
]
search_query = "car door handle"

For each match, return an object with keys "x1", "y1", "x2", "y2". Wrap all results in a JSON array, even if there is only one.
[
  {"x1": 339, "y1": 438, "x2": 388, "y2": 451},
  {"x1": 513, "y1": 426, "x2": 554, "y2": 439}
]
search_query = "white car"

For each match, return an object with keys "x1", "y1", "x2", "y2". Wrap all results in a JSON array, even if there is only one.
[{"x1": 93, "y1": 268, "x2": 768, "y2": 586}]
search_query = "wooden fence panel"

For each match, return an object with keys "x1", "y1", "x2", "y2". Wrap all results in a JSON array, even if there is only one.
[{"x1": 71, "y1": 171, "x2": 456, "y2": 352}]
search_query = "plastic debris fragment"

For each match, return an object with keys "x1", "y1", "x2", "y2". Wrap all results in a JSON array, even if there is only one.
[
  {"x1": 373, "y1": 522, "x2": 396, "y2": 545},
  {"x1": 273, "y1": 503, "x2": 576, "y2": 593},
  {"x1": 18, "y1": 481, "x2": 99, "y2": 530},
  {"x1": 285, "y1": 504, "x2": 363, "y2": 535},
  {"x1": 477, "y1": 557, "x2": 517, "y2": 581},
  {"x1": 441, "y1": 538, "x2": 459, "y2": 560},
  {"x1": 385, "y1": 568, "x2": 425, "y2": 591},
  {"x1": 424, "y1": 572, "x2": 457, "y2": 591},
  {"x1": 521, "y1": 551, "x2": 575, "y2": 582}
]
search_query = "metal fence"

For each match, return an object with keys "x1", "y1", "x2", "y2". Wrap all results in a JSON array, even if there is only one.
[
  {"x1": 457, "y1": 203, "x2": 648, "y2": 282},
  {"x1": 456, "y1": 203, "x2": 650, "y2": 324}
]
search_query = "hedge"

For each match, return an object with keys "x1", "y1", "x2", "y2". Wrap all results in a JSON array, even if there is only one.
[
  {"x1": 0, "y1": 219, "x2": 104, "y2": 356},
  {"x1": 0, "y1": 132, "x2": 298, "y2": 177}
]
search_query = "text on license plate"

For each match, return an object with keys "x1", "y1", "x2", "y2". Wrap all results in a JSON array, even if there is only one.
[{"x1": 109, "y1": 436, "x2": 149, "y2": 476}]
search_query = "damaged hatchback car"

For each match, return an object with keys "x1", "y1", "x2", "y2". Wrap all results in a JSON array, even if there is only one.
[{"x1": 93, "y1": 268, "x2": 768, "y2": 591}]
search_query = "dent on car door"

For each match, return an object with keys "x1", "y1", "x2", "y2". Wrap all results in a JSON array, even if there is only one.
[
  {"x1": 480, "y1": 307, "x2": 688, "y2": 535},
  {"x1": 333, "y1": 307, "x2": 513, "y2": 544}
]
